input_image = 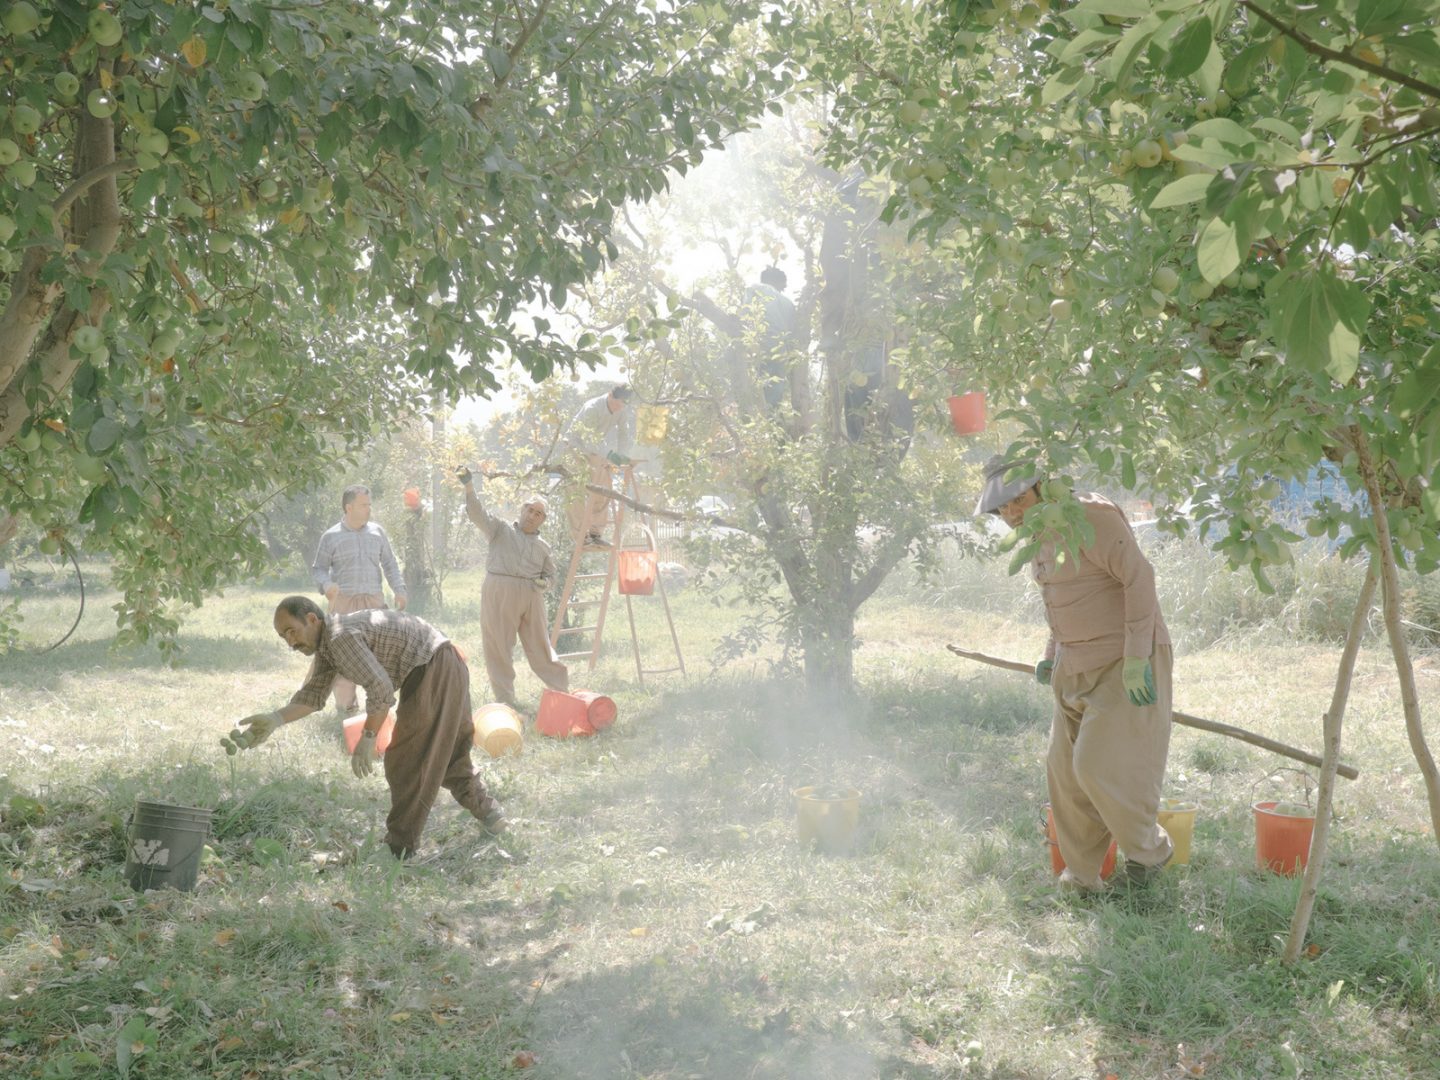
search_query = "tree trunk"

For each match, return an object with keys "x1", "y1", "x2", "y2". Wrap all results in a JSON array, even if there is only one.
[
  {"x1": 1353, "y1": 428, "x2": 1440, "y2": 842},
  {"x1": 1283, "y1": 557, "x2": 1378, "y2": 964},
  {"x1": 799, "y1": 600, "x2": 855, "y2": 699}
]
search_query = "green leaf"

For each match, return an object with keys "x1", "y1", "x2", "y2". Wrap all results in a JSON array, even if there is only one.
[
  {"x1": 1187, "y1": 118, "x2": 1257, "y2": 148},
  {"x1": 1275, "y1": 270, "x2": 1369, "y2": 384},
  {"x1": 1163, "y1": 16, "x2": 1212, "y2": 79},
  {"x1": 1195, "y1": 39, "x2": 1224, "y2": 98},
  {"x1": 87, "y1": 417, "x2": 123, "y2": 455},
  {"x1": 1251, "y1": 561, "x2": 1276, "y2": 594},
  {"x1": 1042, "y1": 66, "x2": 1089, "y2": 105},
  {"x1": 1196, "y1": 215, "x2": 1241, "y2": 284},
  {"x1": 1393, "y1": 345, "x2": 1440, "y2": 419},
  {"x1": 1149, "y1": 173, "x2": 1213, "y2": 209},
  {"x1": 1073, "y1": 0, "x2": 1152, "y2": 16}
]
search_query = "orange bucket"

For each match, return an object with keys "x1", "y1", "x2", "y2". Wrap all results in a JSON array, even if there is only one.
[
  {"x1": 947, "y1": 391, "x2": 986, "y2": 435},
  {"x1": 618, "y1": 549, "x2": 657, "y2": 595},
  {"x1": 343, "y1": 712, "x2": 395, "y2": 755},
  {"x1": 1045, "y1": 804, "x2": 1116, "y2": 880},
  {"x1": 475, "y1": 702, "x2": 523, "y2": 757},
  {"x1": 573, "y1": 691, "x2": 616, "y2": 733},
  {"x1": 536, "y1": 688, "x2": 587, "y2": 738},
  {"x1": 1253, "y1": 801, "x2": 1315, "y2": 875}
]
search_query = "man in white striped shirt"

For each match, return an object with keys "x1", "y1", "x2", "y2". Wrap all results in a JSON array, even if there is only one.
[{"x1": 311, "y1": 485, "x2": 407, "y2": 718}]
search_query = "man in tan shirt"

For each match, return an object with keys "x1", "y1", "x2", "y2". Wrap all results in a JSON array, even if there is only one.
[
  {"x1": 977, "y1": 455, "x2": 1174, "y2": 892},
  {"x1": 457, "y1": 466, "x2": 570, "y2": 710}
]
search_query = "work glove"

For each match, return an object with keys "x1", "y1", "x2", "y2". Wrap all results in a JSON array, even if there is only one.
[
  {"x1": 533, "y1": 575, "x2": 551, "y2": 593},
  {"x1": 1122, "y1": 657, "x2": 1157, "y2": 707},
  {"x1": 235, "y1": 710, "x2": 283, "y2": 749},
  {"x1": 1034, "y1": 659, "x2": 1054, "y2": 686},
  {"x1": 351, "y1": 728, "x2": 378, "y2": 778},
  {"x1": 605, "y1": 450, "x2": 630, "y2": 466},
  {"x1": 455, "y1": 464, "x2": 473, "y2": 486}
]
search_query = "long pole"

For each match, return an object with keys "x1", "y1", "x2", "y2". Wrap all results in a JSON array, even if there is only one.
[{"x1": 945, "y1": 645, "x2": 1360, "y2": 781}]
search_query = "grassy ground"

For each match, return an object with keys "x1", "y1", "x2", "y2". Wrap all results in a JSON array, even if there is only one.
[{"x1": 3, "y1": 561, "x2": 1439, "y2": 1079}]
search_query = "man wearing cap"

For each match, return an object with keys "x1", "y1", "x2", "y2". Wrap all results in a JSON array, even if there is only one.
[
  {"x1": 556, "y1": 384, "x2": 635, "y2": 548},
  {"x1": 457, "y1": 466, "x2": 570, "y2": 711},
  {"x1": 976, "y1": 455, "x2": 1174, "y2": 891},
  {"x1": 233, "y1": 596, "x2": 506, "y2": 858}
]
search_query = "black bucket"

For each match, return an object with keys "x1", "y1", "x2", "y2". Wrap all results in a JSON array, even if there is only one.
[{"x1": 125, "y1": 800, "x2": 212, "y2": 892}]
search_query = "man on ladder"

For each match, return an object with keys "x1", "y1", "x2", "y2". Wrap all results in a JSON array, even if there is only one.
[{"x1": 556, "y1": 384, "x2": 636, "y2": 548}]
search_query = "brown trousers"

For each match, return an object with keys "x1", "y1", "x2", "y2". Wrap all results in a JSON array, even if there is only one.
[
  {"x1": 1047, "y1": 646, "x2": 1175, "y2": 885},
  {"x1": 382, "y1": 643, "x2": 498, "y2": 857},
  {"x1": 328, "y1": 592, "x2": 385, "y2": 711},
  {"x1": 565, "y1": 452, "x2": 614, "y2": 540},
  {"x1": 480, "y1": 574, "x2": 569, "y2": 705}
]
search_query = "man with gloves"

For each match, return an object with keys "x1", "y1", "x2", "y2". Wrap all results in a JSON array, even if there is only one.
[
  {"x1": 457, "y1": 466, "x2": 570, "y2": 711},
  {"x1": 557, "y1": 384, "x2": 635, "y2": 547},
  {"x1": 976, "y1": 454, "x2": 1173, "y2": 891},
  {"x1": 234, "y1": 596, "x2": 505, "y2": 858}
]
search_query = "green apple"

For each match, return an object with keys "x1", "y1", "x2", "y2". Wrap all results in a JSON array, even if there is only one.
[
  {"x1": 1049, "y1": 298, "x2": 1072, "y2": 321},
  {"x1": 1132, "y1": 138, "x2": 1162, "y2": 168},
  {"x1": 74, "y1": 453, "x2": 106, "y2": 483},
  {"x1": 10, "y1": 103, "x2": 42, "y2": 135},
  {"x1": 1150, "y1": 266, "x2": 1180, "y2": 294},
  {"x1": 151, "y1": 328, "x2": 182, "y2": 358},
  {"x1": 0, "y1": 213, "x2": 15, "y2": 242},
  {"x1": 0, "y1": 137, "x2": 18, "y2": 165},
  {"x1": 234, "y1": 70, "x2": 268, "y2": 102},
  {"x1": 73, "y1": 325, "x2": 105, "y2": 353},
  {"x1": 899, "y1": 100, "x2": 924, "y2": 125},
  {"x1": 53, "y1": 71, "x2": 81, "y2": 101},
  {"x1": 924, "y1": 160, "x2": 948, "y2": 182},
  {"x1": 901, "y1": 162, "x2": 925, "y2": 180},
  {"x1": 299, "y1": 186, "x2": 325, "y2": 214},
  {"x1": 38, "y1": 536, "x2": 60, "y2": 556},
  {"x1": 209, "y1": 232, "x2": 234, "y2": 253},
  {"x1": 1190, "y1": 280, "x2": 1215, "y2": 301},
  {"x1": 136, "y1": 130, "x2": 170, "y2": 156},
  {"x1": 87, "y1": 9, "x2": 122, "y2": 48},
  {"x1": 7, "y1": 159, "x2": 36, "y2": 187},
  {"x1": 2, "y1": 1, "x2": 41, "y2": 36},
  {"x1": 1240, "y1": 270, "x2": 1261, "y2": 290},
  {"x1": 257, "y1": 177, "x2": 279, "y2": 199},
  {"x1": 86, "y1": 89, "x2": 117, "y2": 118},
  {"x1": 175, "y1": 196, "x2": 204, "y2": 218},
  {"x1": 15, "y1": 426, "x2": 41, "y2": 452},
  {"x1": 906, "y1": 176, "x2": 931, "y2": 199}
]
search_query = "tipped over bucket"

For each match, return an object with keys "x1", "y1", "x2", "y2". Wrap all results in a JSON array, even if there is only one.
[
  {"x1": 1157, "y1": 800, "x2": 1198, "y2": 866},
  {"x1": 126, "y1": 800, "x2": 213, "y2": 892},
  {"x1": 475, "y1": 702, "x2": 523, "y2": 757}
]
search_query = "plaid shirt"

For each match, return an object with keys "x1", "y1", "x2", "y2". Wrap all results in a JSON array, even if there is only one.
[
  {"x1": 310, "y1": 520, "x2": 406, "y2": 599},
  {"x1": 289, "y1": 609, "x2": 447, "y2": 715}
]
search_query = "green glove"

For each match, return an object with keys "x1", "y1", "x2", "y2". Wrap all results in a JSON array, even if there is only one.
[
  {"x1": 455, "y1": 465, "x2": 473, "y2": 486},
  {"x1": 351, "y1": 728, "x2": 378, "y2": 778},
  {"x1": 235, "y1": 710, "x2": 283, "y2": 749},
  {"x1": 605, "y1": 450, "x2": 628, "y2": 466},
  {"x1": 1034, "y1": 659, "x2": 1054, "y2": 686},
  {"x1": 1122, "y1": 657, "x2": 1156, "y2": 707}
]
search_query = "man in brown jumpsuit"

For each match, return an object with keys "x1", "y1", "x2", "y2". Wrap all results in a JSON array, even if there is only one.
[
  {"x1": 236, "y1": 596, "x2": 505, "y2": 858},
  {"x1": 977, "y1": 455, "x2": 1174, "y2": 891},
  {"x1": 456, "y1": 466, "x2": 569, "y2": 710}
]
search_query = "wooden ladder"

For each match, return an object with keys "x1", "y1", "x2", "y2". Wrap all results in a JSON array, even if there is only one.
[
  {"x1": 622, "y1": 521, "x2": 685, "y2": 687},
  {"x1": 549, "y1": 465, "x2": 685, "y2": 684}
]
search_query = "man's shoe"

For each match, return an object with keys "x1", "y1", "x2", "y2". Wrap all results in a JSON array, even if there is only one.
[
  {"x1": 479, "y1": 806, "x2": 507, "y2": 835},
  {"x1": 337, "y1": 702, "x2": 360, "y2": 720},
  {"x1": 584, "y1": 532, "x2": 611, "y2": 549},
  {"x1": 1121, "y1": 856, "x2": 1170, "y2": 886},
  {"x1": 1057, "y1": 868, "x2": 1105, "y2": 894}
]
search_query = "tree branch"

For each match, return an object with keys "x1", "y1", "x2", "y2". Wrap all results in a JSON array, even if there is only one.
[
  {"x1": 1242, "y1": 1, "x2": 1440, "y2": 102},
  {"x1": 52, "y1": 158, "x2": 137, "y2": 217}
]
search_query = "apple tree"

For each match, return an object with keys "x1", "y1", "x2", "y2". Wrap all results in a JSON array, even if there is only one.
[{"x1": 0, "y1": 0, "x2": 787, "y2": 650}]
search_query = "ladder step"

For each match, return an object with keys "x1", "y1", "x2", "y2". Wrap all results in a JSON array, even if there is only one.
[
  {"x1": 641, "y1": 666, "x2": 684, "y2": 676},
  {"x1": 566, "y1": 624, "x2": 599, "y2": 634},
  {"x1": 564, "y1": 598, "x2": 601, "y2": 608},
  {"x1": 555, "y1": 650, "x2": 596, "y2": 660},
  {"x1": 575, "y1": 573, "x2": 608, "y2": 582}
]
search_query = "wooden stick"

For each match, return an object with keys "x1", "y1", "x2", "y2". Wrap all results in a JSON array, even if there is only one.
[
  {"x1": 584, "y1": 484, "x2": 686, "y2": 521},
  {"x1": 944, "y1": 644, "x2": 1360, "y2": 781}
]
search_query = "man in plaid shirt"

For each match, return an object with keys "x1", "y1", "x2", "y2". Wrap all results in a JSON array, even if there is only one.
[{"x1": 236, "y1": 596, "x2": 505, "y2": 857}]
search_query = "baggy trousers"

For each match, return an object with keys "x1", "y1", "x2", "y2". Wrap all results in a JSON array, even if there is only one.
[
  {"x1": 328, "y1": 591, "x2": 385, "y2": 712},
  {"x1": 565, "y1": 452, "x2": 614, "y2": 540},
  {"x1": 1047, "y1": 645, "x2": 1175, "y2": 885},
  {"x1": 382, "y1": 643, "x2": 498, "y2": 857},
  {"x1": 480, "y1": 574, "x2": 569, "y2": 706}
]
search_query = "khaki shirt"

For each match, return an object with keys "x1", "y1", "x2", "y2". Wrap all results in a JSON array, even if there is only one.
[
  {"x1": 1035, "y1": 494, "x2": 1169, "y2": 674},
  {"x1": 465, "y1": 490, "x2": 557, "y2": 585},
  {"x1": 561, "y1": 392, "x2": 634, "y2": 457},
  {"x1": 289, "y1": 609, "x2": 447, "y2": 716}
]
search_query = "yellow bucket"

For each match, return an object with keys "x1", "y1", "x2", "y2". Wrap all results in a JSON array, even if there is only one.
[
  {"x1": 793, "y1": 785, "x2": 861, "y2": 854},
  {"x1": 475, "y1": 703, "x2": 523, "y2": 758},
  {"x1": 636, "y1": 404, "x2": 669, "y2": 445},
  {"x1": 1157, "y1": 800, "x2": 1198, "y2": 866}
]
